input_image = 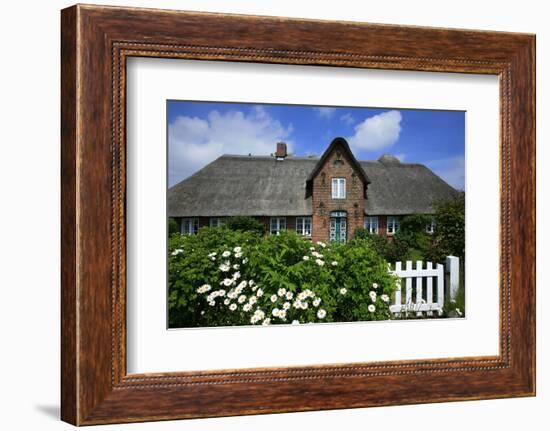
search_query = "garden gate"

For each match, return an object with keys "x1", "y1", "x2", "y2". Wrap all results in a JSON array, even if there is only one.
[{"x1": 389, "y1": 256, "x2": 459, "y2": 317}]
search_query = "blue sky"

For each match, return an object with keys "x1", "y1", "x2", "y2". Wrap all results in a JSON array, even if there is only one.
[{"x1": 168, "y1": 100, "x2": 465, "y2": 190}]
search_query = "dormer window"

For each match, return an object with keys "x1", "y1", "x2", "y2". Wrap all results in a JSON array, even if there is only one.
[{"x1": 332, "y1": 178, "x2": 346, "y2": 199}]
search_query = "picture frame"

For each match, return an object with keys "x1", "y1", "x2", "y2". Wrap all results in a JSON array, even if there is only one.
[{"x1": 60, "y1": 4, "x2": 535, "y2": 425}]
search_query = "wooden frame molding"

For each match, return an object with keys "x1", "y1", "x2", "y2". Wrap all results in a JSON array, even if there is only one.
[{"x1": 61, "y1": 4, "x2": 535, "y2": 425}]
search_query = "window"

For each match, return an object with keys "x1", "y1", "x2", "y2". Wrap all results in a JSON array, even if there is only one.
[
  {"x1": 426, "y1": 218, "x2": 436, "y2": 234},
  {"x1": 270, "y1": 217, "x2": 286, "y2": 235},
  {"x1": 364, "y1": 216, "x2": 379, "y2": 234},
  {"x1": 180, "y1": 218, "x2": 199, "y2": 235},
  {"x1": 387, "y1": 216, "x2": 400, "y2": 235},
  {"x1": 296, "y1": 217, "x2": 312, "y2": 237},
  {"x1": 331, "y1": 178, "x2": 346, "y2": 199},
  {"x1": 209, "y1": 217, "x2": 225, "y2": 228}
]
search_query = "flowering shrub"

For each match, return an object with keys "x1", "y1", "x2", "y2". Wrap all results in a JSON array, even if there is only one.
[{"x1": 168, "y1": 228, "x2": 397, "y2": 328}]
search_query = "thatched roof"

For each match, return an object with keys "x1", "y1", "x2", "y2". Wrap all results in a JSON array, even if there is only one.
[
  {"x1": 361, "y1": 159, "x2": 458, "y2": 215},
  {"x1": 168, "y1": 153, "x2": 457, "y2": 217}
]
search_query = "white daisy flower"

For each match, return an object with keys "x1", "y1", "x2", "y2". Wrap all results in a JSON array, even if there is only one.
[
  {"x1": 381, "y1": 294, "x2": 390, "y2": 303},
  {"x1": 368, "y1": 304, "x2": 376, "y2": 313},
  {"x1": 283, "y1": 302, "x2": 291, "y2": 310},
  {"x1": 317, "y1": 309, "x2": 327, "y2": 319},
  {"x1": 301, "y1": 302, "x2": 309, "y2": 309},
  {"x1": 219, "y1": 263, "x2": 230, "y2": 272},
  {"x1": 256, "y1": 289, "x2": 264, "y2": 297},
  {"x1": 315, "y1": 259, "x2": 325, "y2": 266},
  {"x1": 272, "y1": 308, "x2": 280, "y2": 317},
  {"x1": 229, "y1": 303, "x2": 237, "y2": 311},
  {"x1": 369, "y1": 291, "x2": 377, "y2": 301},
  {"x1": 238, "y1": 295, "x2": 246, "y2": 304},
  {"x1": 339, "y1": 288, "x2": 347, "y2": 295},
  {"x1": 249, "y1": 296, "x2": 257, "y2": 305},
  {"x1": 171, "y1": 248, "x2": 183, "y2": 256},
  {"x1": 270, "y1": 295, "x2": 278, "y2": 303},
  {"x1": 238, "y1": 280, "x2": 247, "y2": 289},
  {"x1": 285, "y1": 291, "x2": 293, "y2": 300},
  {"x1": 372, "y1": 283, "x2": 379, "y2": 289},
  {"x1": 243, "y1": 303, "x2": 252, "y2": 312},
  {"x1": 222, "y1": 250, "x2": 231, "y2": 258},
  {"x1": 196, "y1": 284, "x2": 211, "y2": 294},
  {"x1": 262, "y1": 318, "x2": 271, "y2": 325},
  {"x1": 208, "y1": 301, "x2": 216, "y2": 306},
  {"x1": 313, "y1": 298, "x2": 321, "y2": 307},
  {"x1": 232, "y1": 271, "x2": 241, "y2": 280},
  {"x1": 233, "y1": 246, "x2": 242, "y2": 253},
  {"x1": 208, "y1": 252, "x2": 217, "y2": 257},
  {"x1": 222, "y1": 278, "x2": 233, "y2": 287},
  {"x1": 277, "y1": 288, "x2": 286, "y2": 297},
  {"x1": 331, "y1": 261, "x2": 338, "y2": 266},
  {"x1": 292, "y1": 320, "x2": 300, "y2": 325},
  {"x1": 242, "y1": 258, "x2": 248, "y2": 264},
  {"x1": 309, "y1": 247, "x2": 315, "y2": 251},
  {"x1": 224, "y1": 298, "x2": 230, "y2": 305},
  {"x1": 234, "y1": 252, "x2": 243, "y2": 258},
  {"x1": 233, "y1": 264, "x2": 240, "y2": 270},
  {"x1": 248, "y1": 280, "x2": 255, "y2": 286},
  {"x1": 302, "y1": 255, "x2": 310, "y2": 261}
]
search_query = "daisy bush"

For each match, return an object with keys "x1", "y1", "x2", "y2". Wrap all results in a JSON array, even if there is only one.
[{"x1": 168, "y1": 228, "x2": 396, "y2": 328}]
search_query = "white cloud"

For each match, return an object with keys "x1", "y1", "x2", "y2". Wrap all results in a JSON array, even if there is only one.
[
  {"x1": 347, "y1": 110, "x2": 402, "y2": 151},
  {"x1": 169, "y1": 106, "x2": 293, "y2": 185},
  {"x1": 314, "y1": 107, "x2": 337, "y2": 119},
  {"x1": 425, "y1": 155, "x2": 465, "y2": 190},
  {"x1": 394, "y1": 153, "x2": 406, "y2": 162},
  {"x1": 340, "y1": 113, "x2": 355, "y2": 126}
]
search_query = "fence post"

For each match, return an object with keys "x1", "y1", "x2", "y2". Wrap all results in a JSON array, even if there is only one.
[{"x1": 445, "y1": 256, "x2": 460, "y2": 303}]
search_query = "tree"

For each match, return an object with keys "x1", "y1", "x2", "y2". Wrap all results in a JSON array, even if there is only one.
[{"x1": 426, "y1": 192, "x2": 465, "y2": 262}]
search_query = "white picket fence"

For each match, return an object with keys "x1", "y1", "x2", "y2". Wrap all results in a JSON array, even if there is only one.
[{"x1": 389, "y1": 256, "x2": 459, "y2": 317}]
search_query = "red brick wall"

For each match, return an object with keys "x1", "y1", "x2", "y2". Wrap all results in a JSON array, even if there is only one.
[{"x1": 311, "y1": 143, "x2": 366, "y2": 243}]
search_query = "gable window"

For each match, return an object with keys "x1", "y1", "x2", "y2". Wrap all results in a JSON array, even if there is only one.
[
  {"x1": 209, "y1": 217, "x2": 225, "y2": 228},
  {"x1": 180, "y1": 218, "x2": 199, "y2": 235},
  {"x1": 426, "y1": 218, "x2": 436, "y2": 234},
  {"x1": 364, "y1": 216, "x2": 379, "y2": 234},
  {"x1": 296, "y1": 217, "x2": 312, "y2": 237},
  {"x1": 270, "y1": 217, "x2": 286, "y2": 235},
  {"x1": 387, "y1": 216, "x2": 400, "y2": 235},
  {"x1": 332, "y1": 178, "x2": 346, "y2": 199}
]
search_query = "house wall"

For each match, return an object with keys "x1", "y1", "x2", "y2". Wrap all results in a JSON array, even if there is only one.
[{"x1": 311, "y1": 142, "x2": 367, "y2": 243}]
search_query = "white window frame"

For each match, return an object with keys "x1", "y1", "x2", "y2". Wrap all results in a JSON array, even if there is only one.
[
  {"x1": 364, "y1": 216, "x2": 379, "y2": 234},
  {"x1": 331, "y1": 178, "x2": 346, "y2": 199},
  {"x1": 209, "y1": 217, "x2": 225, "y2": 228},
  {"x1": 180, "y1": 218, "x2": 199, "y2": 235},
  {"x1": 296, "y1": 217, "x2": 312, "y2": 237},
  {"x1": 269, "y1": 217, "x2": 287, "y2": 235},
  {"x1": 386, "y1": 216, "x2": 400, "y2": 235},
  {"x1": 426, "y1": 218, "x2": 436, "y2": 234}
]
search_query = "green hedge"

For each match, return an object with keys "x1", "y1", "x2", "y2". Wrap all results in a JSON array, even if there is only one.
[{"x1": 168, "y1": 229, "x2": 395, "y2": 328}]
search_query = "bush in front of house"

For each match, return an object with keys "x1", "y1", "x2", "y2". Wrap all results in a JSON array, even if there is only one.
[
  {"x1": 225, "y1": 215, "x2": 266, "y2": 235},
  {"x1": 168, "y1": 229, "x2": 396, "y2": 328}
]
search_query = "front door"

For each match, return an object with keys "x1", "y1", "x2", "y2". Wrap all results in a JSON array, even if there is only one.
[{"x1": 330, "y1": 216, "x2": 347, "y2": 243}]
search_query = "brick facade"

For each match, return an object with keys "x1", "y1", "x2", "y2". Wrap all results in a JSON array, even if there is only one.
[{"x1": 310, "y1": 141, "x2": 367, "y2": 243}]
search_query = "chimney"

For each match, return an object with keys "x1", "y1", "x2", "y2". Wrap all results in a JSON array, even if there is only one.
[{"x1": 275, "y1": 142, "x2": 287, "y2": 160}]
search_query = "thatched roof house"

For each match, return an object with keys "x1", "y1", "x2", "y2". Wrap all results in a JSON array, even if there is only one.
[{"x1": 168, "y1": 137, "x2": 457, "y2": 243}]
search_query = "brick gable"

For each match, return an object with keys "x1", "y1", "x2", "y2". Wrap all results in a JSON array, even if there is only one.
[{"x1": 310, "y1": 141, "x2": 366, "y2": 242}]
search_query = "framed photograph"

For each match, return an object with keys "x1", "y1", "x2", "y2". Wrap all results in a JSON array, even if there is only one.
[{"x1": 61, "y1": 4, "x2": 535, "y2": 425}]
